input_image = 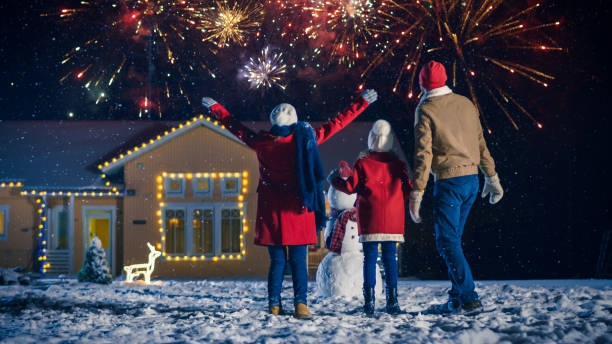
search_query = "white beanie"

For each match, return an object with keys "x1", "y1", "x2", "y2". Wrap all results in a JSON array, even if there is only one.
[
  {"x1": 368, "y1": 119, "x2": 393, "y2": 152},
  {"x1": 269, "y1": 103, "x2": 298, "y2": 126}
]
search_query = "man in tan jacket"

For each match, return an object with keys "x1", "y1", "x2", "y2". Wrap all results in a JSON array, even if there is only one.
[{"x1": 409, "y1": 61, "x2": 503, "y2": 313}]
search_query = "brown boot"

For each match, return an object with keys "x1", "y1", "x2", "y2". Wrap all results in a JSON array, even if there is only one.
[
  {"x1": 293, "y1": 303, "x2": 313, "y2": 319},
  {"x1": 269, "y1": 305, "x2": 286, "y2": 315}
]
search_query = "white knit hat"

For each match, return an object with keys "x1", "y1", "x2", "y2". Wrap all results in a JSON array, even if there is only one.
[
  {"x1": 269, "y1": 103, "x2": 298, "y2": 126},
  {"x1": 368, "y1": 119, "x2": 393, "y2": 152}
]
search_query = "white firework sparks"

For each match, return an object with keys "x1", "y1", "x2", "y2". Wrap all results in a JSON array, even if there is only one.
[{"x1": 244, "y1": 47, "x2": 287, "y2": 90}]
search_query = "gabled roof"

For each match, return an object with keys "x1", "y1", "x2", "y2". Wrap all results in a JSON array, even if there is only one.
[
  {"x1": 0, "y1": 119, "x2": 406, "y2": 190},
  {"x1": 99, "y1": 115, "x2": 243, "y2": 174}
]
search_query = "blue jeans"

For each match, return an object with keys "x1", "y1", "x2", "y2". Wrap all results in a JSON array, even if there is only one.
[
  {"x1": 362, "y1": 241, "x2": 398, "y2": 289},
  {"x1": 267, "y1": 245, "x2": 308, "y2": 306},
  {"x1": 433, "y1": 174, "x2": 479, "y2": 304}
]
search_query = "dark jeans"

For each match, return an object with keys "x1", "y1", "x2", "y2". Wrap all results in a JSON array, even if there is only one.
[
  {"x1": 362, "y1": 241, "x2": 399, "y2": 289},
  {"x1": 433, "y1": 174, "x2": 479, "y2": 304},
  {"x1": 267, "y1": 245, "x2": 308, "y2": 306}
]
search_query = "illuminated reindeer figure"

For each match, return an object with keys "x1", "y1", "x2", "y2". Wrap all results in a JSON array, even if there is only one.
[{"x1": 123, "y1": 242, "x2": 161, "y2": 284}]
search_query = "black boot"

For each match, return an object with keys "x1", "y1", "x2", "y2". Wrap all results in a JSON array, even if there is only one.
[
  {"x1": 363, "y1": 287, "x2": 375, "y2": 316},
  {"x1": 385, "y1": 287, "x2": 402, "y2": 315}
]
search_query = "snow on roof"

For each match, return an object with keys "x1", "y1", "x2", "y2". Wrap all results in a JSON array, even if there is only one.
[
  {"x1": 0, "y1": 120, "x2": 179, "y2": 189},
  {"x1": 0, "y1": 120, "x2": 406, "y2": 189}
]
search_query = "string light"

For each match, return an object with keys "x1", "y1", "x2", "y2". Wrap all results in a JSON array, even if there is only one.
[
  {"x1": 99, "y1": 115, "x2": 229, "y2": 171},
  {"x1": 21, "y1": 190, "x2": 124, "y2": 197},
  {"x1": 35, "y1": 198, "x2": 50, "y2": 274},
  {"x1": 0, "y1": 182, "x2": 23, "y2": 188},
  {"x1": 158, "y1": 170, "x2": 249, "y2": 262}
]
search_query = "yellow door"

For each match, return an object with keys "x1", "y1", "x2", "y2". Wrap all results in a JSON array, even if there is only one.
[
  {"x1": 89, "y1": 218, "x2": 110, "y2": 247},
  {"x1": 85, "y1": 210, "x2": 113, "y2": 272}
]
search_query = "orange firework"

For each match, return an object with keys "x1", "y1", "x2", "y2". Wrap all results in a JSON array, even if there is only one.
[{"x1": 370, "y1": 0, "x2": 562, "y2": 132}]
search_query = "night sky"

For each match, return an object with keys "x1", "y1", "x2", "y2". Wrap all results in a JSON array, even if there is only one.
[{"x1": 0, "y1": 0, "x2": 610, "y2": 279}]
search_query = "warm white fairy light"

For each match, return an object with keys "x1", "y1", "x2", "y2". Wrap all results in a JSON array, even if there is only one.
[{"x1": 158, "y1": 170, "x2": 249, "y2": 262}]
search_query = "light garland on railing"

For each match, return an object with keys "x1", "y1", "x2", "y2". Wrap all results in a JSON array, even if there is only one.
[
  {"x1": 157, "y1": 171, "x2": 249, "y2": 262},
  {"x1": 98, "y1": 114, "x2": 227, "y2": 172},
  {"x1": 35, "y1": 198, "x2": 50, "y2": 274}
]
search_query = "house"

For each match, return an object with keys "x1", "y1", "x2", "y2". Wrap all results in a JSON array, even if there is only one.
[{"x1": 0, "y1": 116, "x2": 407, "y2": 279}]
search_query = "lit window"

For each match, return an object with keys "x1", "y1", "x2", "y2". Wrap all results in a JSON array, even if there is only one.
[
  {"x1": 165, "y1": 177, "x2": 185, "y2": 198},
  {"x1": 193, "y1": 209, "x2": 214, "y2": 254},
  {"x1": 161, "y1": 204, "x2": 243, "y2": 258},
  {"x1": 165, "y1": 209, "x2": 185, "y2": 254},
  {"x1": 0, "y1": 205, "x2": 9, "y2": 240},
  {"x1": 193, "y1": 177, "x2": 213, "y2": 198},
  {"x1": 221, "y1": 208, "x2": 241, "y2": 253},
  {"x1": 221, "y1": 177, "x2": 240, "y2": 197}
]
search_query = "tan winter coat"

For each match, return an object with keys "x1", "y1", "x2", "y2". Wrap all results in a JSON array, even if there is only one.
[{"x1": 412, "y1": 89, "x2": 496, "y2": 191}]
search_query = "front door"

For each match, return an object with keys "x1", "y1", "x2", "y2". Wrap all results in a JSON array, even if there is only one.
[
  {"x1": 45, "y1": 206, "x2": 72, "y2": 275},
  {"x1": 50, "y1": 206, "x2": 70, "y2": 250},
  {"x1": 83, "y1": 207, "x2": 115, "y2": 274}
]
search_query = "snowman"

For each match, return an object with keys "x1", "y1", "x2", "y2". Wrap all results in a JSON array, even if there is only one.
[{"x1": 316, "y1": 182, "x2": 383, "y2": 298}]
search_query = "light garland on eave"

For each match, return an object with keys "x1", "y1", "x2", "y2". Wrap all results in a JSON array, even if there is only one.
[
  {"x1": 97, "y1": 114, "x2": 226, "y2": 172},
  {"x1": 20, "y1": 189, "x2": 124, "y2": 197},
  {"x1": 0, "y1": 182, "x2": 23, "y2": 188},
  {"x1": 156, "y1": 171, "x2": 249, "y2": 262}
]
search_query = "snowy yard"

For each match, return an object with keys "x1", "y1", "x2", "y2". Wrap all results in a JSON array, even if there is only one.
[{"x1": 0, "y1": 279, "x2": 610, "y2": 344}]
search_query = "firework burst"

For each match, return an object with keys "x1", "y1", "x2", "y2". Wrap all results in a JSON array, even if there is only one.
[
  {"x1": 199, "y1": 0, "x2": 264, "y2": 48},
  {"x1": 243, "y1": 46, "x2": 287, "y2": 90},
  {"x1": 43, "y1": 0, "x2": 247, "y2": 118},
  {"x1": 373, "y1": 0, "x2": 562, "y2": 132},
  {"x1": 271, "y1": 0, "x2": 399, "y2": 68}
]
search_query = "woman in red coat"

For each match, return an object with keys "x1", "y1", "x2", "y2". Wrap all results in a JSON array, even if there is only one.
[
  {"x1": 330, "y1": 119, "x2": 412, "y2": 315},
  {"x1": 202, "y1": 90, "x2": 378, "y2": 318}
]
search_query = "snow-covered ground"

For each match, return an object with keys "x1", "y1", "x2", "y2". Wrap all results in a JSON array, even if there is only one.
[{"x1": 0, "y1": 279, "x2": 610, "y2": 343}]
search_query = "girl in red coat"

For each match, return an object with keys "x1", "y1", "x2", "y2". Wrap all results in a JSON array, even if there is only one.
[
  {"x1": 330, "y1": 119, "x2": 412, "y2": 315},
  {"x1": 202, "y1": 90, "x2": 378, "y2": 318}
]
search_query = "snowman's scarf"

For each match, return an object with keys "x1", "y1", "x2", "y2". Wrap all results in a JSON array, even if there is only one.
[{"x1": 326, "y1": 208, "x2": 357, "y2": 255}]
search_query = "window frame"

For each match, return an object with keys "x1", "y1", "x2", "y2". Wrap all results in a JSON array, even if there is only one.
[
  {"x1": 164, "y1": 177, "x2": 185, "y2": 198},
  {"x1": 192, "y1": 177, "x2": 213, "y2": 198},
  {"x1": 0, "y1": 205, "x2": 9, "y2": 241},
  {"x1": 161, "y1": 202, "x2": 245, "y2": 258},
  {"x1": 220, "y1": 176, "x2": 241, "y2": 197}
]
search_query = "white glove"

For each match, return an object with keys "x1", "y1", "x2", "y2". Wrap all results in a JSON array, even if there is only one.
[
  {"x1": 360, "y1": 89, "x2": 378, "y2": 104},
  {"x1": 201, "y1": 97, "x2": 218, "y2": 110},
  {"x1": 482, "y1": 174, "x2": 503, "y2": 204},
  {"x1": 409, "y1": 191, "x2": 424, "y2": 223}
]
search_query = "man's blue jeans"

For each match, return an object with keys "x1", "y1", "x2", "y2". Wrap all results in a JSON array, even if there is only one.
[
  {"x1": 433, "y1": 174, "x2": 479, "y2": 304},
  {"x1": 362, "y1": 241, "x2": 398, "y2": 289},
  {"x1": 267, "y1": 245, "x2": 308, "y2": 306}
]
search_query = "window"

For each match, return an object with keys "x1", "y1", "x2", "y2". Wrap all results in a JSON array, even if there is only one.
[
  {"x1": 0, "y1": 205, "x2": 9, "y2": 240},
  {"x1": 221, "y1": 209, "x2": 241, "y2": 253},
  {"x1": 193, "y1": 177, "x2": 213, "y2": 198},
  {"x1": 193, "y1": 209, "x2": 214, "y2": 254},
  {"x1": 165, "y1": 209, "x2": 185, "y2": 254},
  {"x1": 162, "y1": 203, "x2": 243, "y2": 257},
  {"x1": 221, "y1": 177, "x2": 240, "y2": 197},
  {"x1": 165, "y1": 177, "x2": 185, "y2": 198}
]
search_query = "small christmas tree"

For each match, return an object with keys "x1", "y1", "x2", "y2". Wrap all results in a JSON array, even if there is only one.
[{"x1": 77, "y1": 236, "x2": 112, "y2": 284}]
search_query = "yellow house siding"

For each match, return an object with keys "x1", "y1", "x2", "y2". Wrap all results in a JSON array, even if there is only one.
[
  {"x1": 0, "y1": 188, "x2": 37, "y2": 268},
  {"x1": 123, "y1": 125, "x2": 267, "y2": 278}
]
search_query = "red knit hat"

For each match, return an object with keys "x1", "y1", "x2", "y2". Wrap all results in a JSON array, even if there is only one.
[{"x1": 419, "y1": 61, "x2": 447, "y2": 90}]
